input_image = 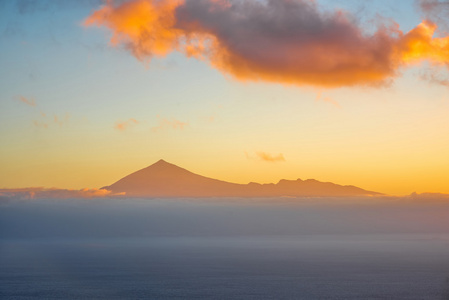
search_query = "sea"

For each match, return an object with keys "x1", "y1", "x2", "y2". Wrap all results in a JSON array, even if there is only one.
[{"x1": 1, "y1": 197, "x2": 449, "y2": 299}]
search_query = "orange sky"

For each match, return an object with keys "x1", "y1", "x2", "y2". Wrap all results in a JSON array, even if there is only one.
[{"x1": 1, "y1": 0, "x2": 449, "y2": 196}]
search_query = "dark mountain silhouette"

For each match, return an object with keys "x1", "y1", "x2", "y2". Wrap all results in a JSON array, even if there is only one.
[{"x1": 102, "y1": 159, "x2": 382, "y2": 197}]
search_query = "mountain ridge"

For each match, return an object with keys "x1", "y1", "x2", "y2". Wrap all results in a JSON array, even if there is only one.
[{"x1": 102, "y1": 159, "x2": 382, "y2": 198}]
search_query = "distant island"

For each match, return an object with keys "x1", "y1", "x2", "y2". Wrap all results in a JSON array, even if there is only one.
[
  {"x1": 101, "y1": 159, "x2": 382, "y2": 198},
  {"x1": 3, "y1": 160, "x2": 449, "y2": 199}
]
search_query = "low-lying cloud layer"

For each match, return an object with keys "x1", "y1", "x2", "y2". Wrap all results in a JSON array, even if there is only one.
[
  {"x1": 0, "y1": 187, "x2": 122, "y2": 199},
  {"x1": 84, "y1": 0, "x2": 449, "y2": 87}
]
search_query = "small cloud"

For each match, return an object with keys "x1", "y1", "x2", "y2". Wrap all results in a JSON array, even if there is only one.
[
  {"x1": 256, "y1": 152, "x2": 286, "y2": 162},
  {"x1": 114, "y1": 118, "x2": 139, "y2": 131},
  {"x1": 152, "y1": 117, "x2": 188, "y2": 132},
  {"x1": 16, "y1": 95, "x2": 36, "y2": 106},
  {"x1": 247, "y1": 151, "x2": 286, "y2": 163}
]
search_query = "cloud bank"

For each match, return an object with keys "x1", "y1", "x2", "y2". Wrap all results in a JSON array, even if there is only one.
[
  {"x1": 84, "y1": 0, "x2": 449, "y2": 88},
  {"x1": 0, "y1": 188, "x2": 120, "y2": 200}
]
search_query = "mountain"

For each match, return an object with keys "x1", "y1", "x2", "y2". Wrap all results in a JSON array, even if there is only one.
[
  {"x1": 102, "y1": 159, "x2": 245, "y2": 197},
  {"x1": 102, "y1": 159, "x2": 382, "y2": 197}
]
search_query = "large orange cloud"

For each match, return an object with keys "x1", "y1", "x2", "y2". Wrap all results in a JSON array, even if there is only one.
[
  {"x1": 84, "y1": 0, "x2": 182, "y2": 60},
  {"x1": 84, "y1": 0, "x2": 449, "y2": 87}
]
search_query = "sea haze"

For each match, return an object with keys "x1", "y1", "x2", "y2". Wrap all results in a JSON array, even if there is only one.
[{"x1": 1, "y1": 197, "x2": 449, "y2": 299}]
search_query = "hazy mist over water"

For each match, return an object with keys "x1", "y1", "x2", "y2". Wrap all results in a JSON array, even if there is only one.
[{"x1": 1, "y1": 197, "x2": 449, "y2": 299}]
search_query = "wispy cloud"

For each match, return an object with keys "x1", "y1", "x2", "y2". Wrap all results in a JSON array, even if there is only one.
[
  {"x1": 315, "y1": 91, "x2": 341, "y2": 108},
  {"x1": 16, "y1": 95, "x2": 36, "y2": 106},
  {"x1": 85, "y1": 0, "x2": 449, "y2": 88},
  {"x1": 33, "y1": 113, "x2": 70, "y2": 129},
  {"x1": 420, "y1": 69, "x2": 449, "y2": 87},
  {"x1": 54, "y1": 113, "x2": 70, "y2": 126},
  {"x1": 33, "y1": 120, "x2": 48, "y2": 129},
  {"x1": 201, "y1": 115, "x2": 215, "y2": 123},
  {"x1": 152, "y1": 117, "x2": 188, "y2": 132},
  {"x1": 14, "y1": 95, "x2": 71, "y2": 128},
  {"x1": 114, "y1": 118, "x2": 139, "y2": 131}
]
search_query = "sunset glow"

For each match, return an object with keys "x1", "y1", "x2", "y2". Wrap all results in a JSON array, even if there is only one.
[{"x1": 1, "y1": 0, "x2": 449, "y2": 195}]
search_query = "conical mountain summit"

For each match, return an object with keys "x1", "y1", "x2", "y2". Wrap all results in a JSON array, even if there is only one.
[{"x1": 102, "y1": 159, "x2": 382, "y2": 198}]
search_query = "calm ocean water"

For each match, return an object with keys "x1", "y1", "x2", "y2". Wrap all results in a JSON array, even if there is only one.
[{"x1": 1, "y1": 198, "x2": 449, "y2": 299}]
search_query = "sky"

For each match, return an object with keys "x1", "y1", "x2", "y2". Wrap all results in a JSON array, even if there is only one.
[{"x1": 0, "y1": 0, "x2": 448, "y2": 196}]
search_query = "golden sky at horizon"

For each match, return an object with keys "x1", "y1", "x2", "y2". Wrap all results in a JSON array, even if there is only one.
[{"x1": 1, "y1": 0, "x2": 449, "y2": 196}]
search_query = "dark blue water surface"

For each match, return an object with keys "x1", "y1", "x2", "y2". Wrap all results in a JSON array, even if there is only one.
[{"x1": 1, "y1": 198, "x2": 449, "y2": 299}]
